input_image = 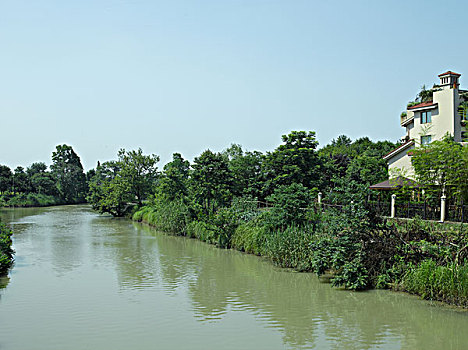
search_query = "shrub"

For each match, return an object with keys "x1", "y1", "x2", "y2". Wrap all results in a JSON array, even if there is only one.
[
  {"x1": 0, "y1": 222, "x2": 14, "y2": 274},
  {"x1": 265, "y1": 183, "x2": 313, "y2": 228},
  {"x1": 186, "y1": 220, "x2": 217, "y2": 243}
]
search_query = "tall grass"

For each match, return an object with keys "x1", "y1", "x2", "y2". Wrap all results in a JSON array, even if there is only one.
[
  {"x1": 264, "y1": 225, "x2": 316, "y2": 271},
  {"x1": 231, "y1": 221, "x2": 268, "y2": 256},
  {"x1": 132, "y1": 198, "x2": 190, "y2": 235},
  {"x1": 403, "y1": 259, "x2": 468, "y2": 307}
]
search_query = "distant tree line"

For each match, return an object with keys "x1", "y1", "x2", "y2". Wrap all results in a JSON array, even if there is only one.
[
  {"x1": 0, "y1": 144, "x2": 88, "y2": 207},
  {"x1": 86, "y1": 131, "x2": 397, "y2": 217}
]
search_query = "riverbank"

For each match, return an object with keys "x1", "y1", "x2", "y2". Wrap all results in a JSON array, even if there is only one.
[
  {"x1": 3, "y1": 204, "x2": 468, "y2": 349},
  {"x1": 0, "y1": 193, "x2": 62, "y2": 208},
  {"x1": 0, "y1": 219, "x2": 13, "y2": 274},
  {"x1": 133, "y1": 198, "x2": 468, "y2": 308}
]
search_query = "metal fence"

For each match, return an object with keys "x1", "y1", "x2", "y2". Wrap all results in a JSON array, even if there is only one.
[
  {"x1": 323, "y1": 199, "x2": 468, "y2": 223},
  {"x1": 250, "y1": 198, "x2": 468, "y2": 223},
  {"x1": 446, "y1": 202, "x2": 468, "y2": 223}
]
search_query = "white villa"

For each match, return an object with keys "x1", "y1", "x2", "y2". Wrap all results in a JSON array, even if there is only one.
[{"x1": 383, "y1": 71, "x2": 467, "y2": 178}]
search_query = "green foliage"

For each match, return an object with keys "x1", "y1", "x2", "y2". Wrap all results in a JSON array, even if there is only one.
[
  {"x1": 87, "y1": 149, "x2": 159, "y2": 216},
  {"x1": 346, "y1": 150, "x2": 388, "y2": 186},
  {"x1": 229, "y1": 196, "x2": 261, "y2": 222},
  {"x1": 265, "y1": 183, "x2": 314, "y2": 228},
  {"x1": 411, "y1": 136, "x2": 468, "y2": 202},
  {"x1": 0, "y1": 221, "x2": 14, "y2": 274},
  {"x1": 0, "y1": 165, "x2": 12, "y2": 194},
  {"x1": 156, "y1": 153, "x2": 190, "y2": 200},
  {"x1": 13, "y1": 166, "x2": 30, "y2": 193},
  {"x1": 117, "y1": 148, "x2": 159, "y2": 205},
  {"x1": 403, "y1": 259, "x2": 468, "y2": 307},
  {"x1": 27, "y1": 162, "x2": 57, "y2": 196},
  {"x1": 231, "y1": 221, "x2": 268, "y2": 255},
  {"x1": 186, "y1": 220, "x2": 218, "y2": 244},
  {"x1": 224, "y1": 144, "x2": 264, "y2": 199},
  {"x1": 319, "y1": 136, "x2": 396, "y2": 191},
  {"x1": 330, "y1": 254, "x2": 368, "y2": 290},
  {"x1": 2, "y1": 193, "x2": 60, "y2": 207},
  {"x1": 265, "y1": 225, "x2": 316, "y2": 272},
  {"x1": 190, "y1": 150, "x2": 233, "y2": 216},
  {"x1": 132, "y1": 196, "x2": 190, "y2": 235},
  {"x1": 51, "y1": 144, "x2": 87, "y2": 203},
  {"x1": 263, "y1": 131, "x2": 323, "y2": 196}
]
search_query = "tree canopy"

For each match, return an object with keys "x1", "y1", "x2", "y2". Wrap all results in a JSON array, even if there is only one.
[{"x1": 51, "y1": 144, "x2": 87, "y2": 203}]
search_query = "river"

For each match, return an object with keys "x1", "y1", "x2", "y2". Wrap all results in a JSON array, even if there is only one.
[{"x1": 0, "y1": 205, "x2": 467, "y2": 349}]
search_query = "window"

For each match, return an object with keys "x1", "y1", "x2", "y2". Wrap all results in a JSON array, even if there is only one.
[
  {"x1": 421, "y1": 111, "x2": 432, "y2": 124},
  {"x1": 421, "y1": 135, "x2": 432, "y2": 145}
]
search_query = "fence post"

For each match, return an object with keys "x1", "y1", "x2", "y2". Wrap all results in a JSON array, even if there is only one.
[
  {"x1": 391, "y1": 194, "x2": 396, "y2": 218},
  {"x1": 462, "y1": 200, "x2": 465, "y2": 223},
  {"x1": 318, "y1": 192, "x2": 322, "y2": 204},
  {"x1": 440, "y1": 195, "x2": 446, "y2": 223}
]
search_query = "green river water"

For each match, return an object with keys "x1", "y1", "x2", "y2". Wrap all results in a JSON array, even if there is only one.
[{"x1": 0, "y1": 205, "x2": 467, "y2": 349}]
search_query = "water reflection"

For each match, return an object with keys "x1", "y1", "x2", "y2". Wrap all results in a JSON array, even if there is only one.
[
  {"x1": 1, "y1": 206, "x2": 467, "y2": 350},
  {"x1": 90, "y1": 216, "x2": 160, "y2": 290},
  {"x1": 137, "y1": 222, "x2": 468, "y2": 350}
]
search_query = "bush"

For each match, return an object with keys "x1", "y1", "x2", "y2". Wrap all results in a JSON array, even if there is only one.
[
  {"x1": 265, "y1": 183, "x2": 313, "y2": 228},
  {"x1": 0, "y1": 222, "x2": 14, "y2": 274},
  {"x1": 186, "y1": 220, "x2": 217, "y2": 244}
]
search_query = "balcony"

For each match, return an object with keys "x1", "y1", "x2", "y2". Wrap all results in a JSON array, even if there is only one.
[{"x1": 400, "y1": 112, "x2": 413, "y2": 126}]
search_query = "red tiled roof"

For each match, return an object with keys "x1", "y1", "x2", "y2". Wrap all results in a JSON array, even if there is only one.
[
  {"x1": 407, "y1": 101, "x2": 437, "y2": 110},
  {"x1": 438, "y1": 71, "x2": 461, "y2": 77}
]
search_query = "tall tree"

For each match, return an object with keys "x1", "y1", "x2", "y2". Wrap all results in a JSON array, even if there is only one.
[
  {"x1": 157, "y1": 153, "x2": 190, "y2": 200},
  {"x1": 190, "y1": 150, "x2": 233, "y2": 215},
  {"x1": 0, "y1": 165, "x2": 12, "y2": 194},
  {"x1": 87, "y1": 149, "x2": 159, "y2": 216},
  {"x1": 26, "y1": 162, "x2": 57, "y2": 195},
  {"x1": 50, "y1": 144, "x2": 87, "y2": 203},
  {"x1": 263, "y1": 131, "x2": 324, "y2": 196},
  {"x1": 223, "y1": 144, "x2": 264, "y2": 199},
  {"x1": 117, "y1": 148, "x2": 159, "y2": 205},
  {"x1": 87, "y1": 161, "x2": 132, "y2": 217},
  {"x1": 13, "y1": 166, "x2": 30, "y2": 193}
]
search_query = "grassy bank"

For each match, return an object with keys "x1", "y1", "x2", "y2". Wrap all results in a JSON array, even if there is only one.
[
  {"x1": 402, "y1": 260, "x2": 468, "y2": 307},
  {"x1": 0, "y1": 193, "x2": 62, "y2": 208},
  {"x1": 133, "y1": 196, "x2": 468, "y2": 307}
]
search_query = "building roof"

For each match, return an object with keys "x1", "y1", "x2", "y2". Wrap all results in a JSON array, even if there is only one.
[
  {"x1": 407, "y1": 101, "x2": 437, "y2": 110},
  {"x1": 383, "y1": 140, "x2": 415, "y2": 160},
  {"x1": 438, "y1": 71, "x2": 461, "y2": 77},
  {"x1": 369, "y1": 176, "x2": 419, "y2": 190}
]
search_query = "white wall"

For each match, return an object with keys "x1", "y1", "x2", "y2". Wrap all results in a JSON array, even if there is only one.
[{"x1": 387, "y1": 144, "x2": 415, "y2": 178}]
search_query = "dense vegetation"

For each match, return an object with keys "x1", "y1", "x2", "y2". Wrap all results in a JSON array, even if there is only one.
[
  {"x1": 0, "y1": 144, "x2": 88, "y2": 207},
  {"x1": 3, "y1": 130, "x2": 458, "y2": 307},
  {"x1": 0, "y1": 220, "x2": 13, "y2": 275}
]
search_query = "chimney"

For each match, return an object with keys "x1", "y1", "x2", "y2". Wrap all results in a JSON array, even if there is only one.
[{"x1": 438, "y1": 71, "x2": 461, "y2": 89}]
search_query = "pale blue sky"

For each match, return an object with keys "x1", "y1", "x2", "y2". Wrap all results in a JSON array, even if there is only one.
[{"x1": 1, "y1": 0, "x2": 467, "y2": 170}]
